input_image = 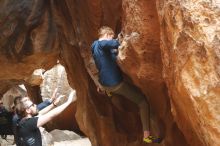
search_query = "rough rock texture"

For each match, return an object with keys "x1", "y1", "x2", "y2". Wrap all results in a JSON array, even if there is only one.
[
  {"x1": 0, "y1": 135, "x2": 14, "y2": 146},
  {"x1": 41, "y1": 64, "x2": 79, "y2": 131},
  {"x1": 0, "y1": 0, "x2": 59, "y2": 93},
  {"x1": 0, "y1": 129, "x2": 91, "y2": 146},
  {"x1": 116, "y1": 1, "x2": 188, "y2": 146},
  {"x1": 1, "y1": 86, "x2": 26, "y2": 110},
  {"x1": 41, "y1": 64, "x2": 72, "y2": 99},
  {"x1": 0, "y1": 0, "x2": 219, "y2": 146},
  {"x1": 156, "y1": 1, "x2": 220, "y2": 146}
]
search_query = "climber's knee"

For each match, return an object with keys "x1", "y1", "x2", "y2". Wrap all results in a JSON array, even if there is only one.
[{"x1": 137, "y1": 97, "x2": 150, "y2": 109}]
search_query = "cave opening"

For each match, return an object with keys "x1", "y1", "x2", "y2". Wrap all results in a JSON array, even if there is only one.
[{"x1": 0, "y1": 63, "x2": 91, "y2": 145}]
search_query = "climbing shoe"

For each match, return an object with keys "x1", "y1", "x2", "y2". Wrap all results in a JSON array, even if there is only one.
[
  {"x1": 105, "y1": 91, "x2": 113, "y2": 97},
  {"x1": 143, "y1": 135, "x2": 162, "y2": 144}
]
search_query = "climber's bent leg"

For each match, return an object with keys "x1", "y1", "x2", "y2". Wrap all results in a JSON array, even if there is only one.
[
  {"x1": 105, "y1": 81, "x2": 150, "y2": 132},
  {"x1": 104, "y1": 81, "x2": 162, "y2": 143},
  {"x1": 138, "y1": 99, "x2": 150, "y2": 134}
]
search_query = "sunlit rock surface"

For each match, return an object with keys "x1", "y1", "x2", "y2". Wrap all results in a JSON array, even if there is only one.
[
  {"x1": 0, "y1": 129, "x2": 91, "y2": 146},
  {"x1": 42, "y1": 129, "x2": 91, "y2": 146},
  {"x1": 41, "y1": 64, "x2": 72, "y2": 99},
  {"x1": 0, "y1": 0, "x2": 219, "y2": 146},
  {"x1": 0, "y1": 135, "x2": 14, "y2": 146},
  {"x1": 40, "y1": 64, "x2": 79, "y2": 131}
]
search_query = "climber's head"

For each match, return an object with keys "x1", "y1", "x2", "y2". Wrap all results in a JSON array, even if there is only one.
[{"x1": 98, "y1": 26, "x2": 114, "y2": 39}]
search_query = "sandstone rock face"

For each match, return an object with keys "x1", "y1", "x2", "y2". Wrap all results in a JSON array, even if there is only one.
[
  {"x1": 0, "y1": 129, "x2": 91, "y2": 146},
  {"x1": 156, "y1": 1, "x2": 220, "y2": 146},
  {"x1": 116, "y1": 1, "x2": 188, "y2": 146},
  {"x1": 0, "y1": 135, "x2": 14, "y2": 146},
  {"x1": 40, "y1": 64, "x2": 79, "y2": 131},
  {"x1": 0, "y1": 0, "x2": 59, "y2": 94},
  {"x1": 1, "y1": 86, "x2": 27, "y2": 110},
  {"x1": 41, "y1": 64, "x2": 72, "y2": 99},
  {"x1": 0, "y1": 0, "x2": 219, "y2": 146}
]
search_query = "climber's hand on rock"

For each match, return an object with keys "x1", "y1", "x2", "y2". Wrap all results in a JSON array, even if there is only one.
[
  {"x1": 51, "y1": 88, "x2": 58, "y2": 102},
  {"x1": 117, "y1": 32, "x2": 123, "y2": 39},
  {"x1": 117, "y1": 32, "x2": 124, "y2": 43},
  {"x1": 53, "y1": 94, "x2": 65, "y2": 106},
  {"x1": 97, "y1": 87, "x2": 105, "y2": 95},
  {"x1": 67, "y1": 90, "x2": 76, "y2": 104},
  {"x1": 112, "y1": 49, "x2": 118, "y2": 54}
]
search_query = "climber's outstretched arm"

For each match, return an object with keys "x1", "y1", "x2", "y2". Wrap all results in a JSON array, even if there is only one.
[{"x1": 37, "y1": 90, "x2": 75, "y2": 127}]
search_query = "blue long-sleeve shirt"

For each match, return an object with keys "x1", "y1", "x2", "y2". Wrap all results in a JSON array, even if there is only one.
[{"x1": 91, "y1": 39, "x2": 123, "y2": 86}]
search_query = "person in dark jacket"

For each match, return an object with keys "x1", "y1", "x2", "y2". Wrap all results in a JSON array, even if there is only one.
[
  {"x1": 15, "y1": 90, "x2": 75, "y2": 146},
  {"x1": 12, "y1": 95, "x2": 53, "y2": 145},
  {"x1": 12, "y1": 88, "x2": 60, "y2": 145},
  {"x1": 0, "y1": 99, "x2": 13, "y2": 137},
  {"x1": 91, "y1": 26, "x2": 161, "y2": 143}
]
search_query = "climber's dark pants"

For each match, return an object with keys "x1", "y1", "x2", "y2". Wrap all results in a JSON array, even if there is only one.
[{"x1": 103, "y1": 81, "x2": 150, "y2": 131}]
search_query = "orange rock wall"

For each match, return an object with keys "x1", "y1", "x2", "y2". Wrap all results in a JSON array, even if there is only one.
[
  {"x1": 156, "y1": 1, "x2": 220, "y2": 146},
  {"x1": 0, "y1": 0, "x2": 219, "y2": 146}
]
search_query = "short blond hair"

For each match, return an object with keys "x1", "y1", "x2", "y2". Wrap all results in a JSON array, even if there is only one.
[{"x1": 98, "y1": 26, "x2": 114, "y2": 38}]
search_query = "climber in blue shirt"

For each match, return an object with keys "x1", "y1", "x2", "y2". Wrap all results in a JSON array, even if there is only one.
[
  {"x1": 91, "y1": 37, "x2": 123, "y2": 87},
  {"x1": 91, "y1": 26, "x2": 162, "y2": 144}
]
